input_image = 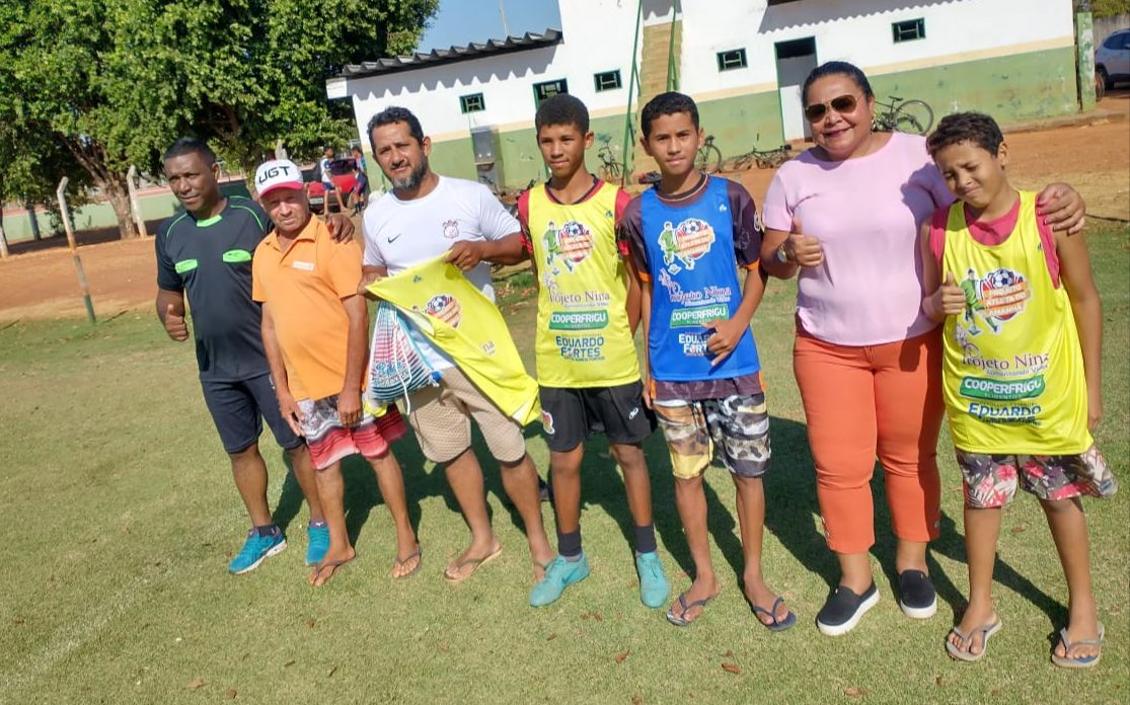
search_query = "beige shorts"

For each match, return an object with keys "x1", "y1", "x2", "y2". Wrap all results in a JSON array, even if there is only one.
[{"x1": 406, "y1": 366, "x2": 527, "y2": 464}]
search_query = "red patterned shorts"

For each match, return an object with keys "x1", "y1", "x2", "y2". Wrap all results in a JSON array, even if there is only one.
[{"x1": 955, "y1": 445, "x2": 1117, "y2": 508}]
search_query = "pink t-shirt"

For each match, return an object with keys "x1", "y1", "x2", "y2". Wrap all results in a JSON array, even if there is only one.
[{"x1": 763, "y1": 132, "x2": 954, "y2": 346}]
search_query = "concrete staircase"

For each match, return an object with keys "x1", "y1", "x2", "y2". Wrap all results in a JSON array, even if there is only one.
[{"x1": 628, "y1": 19, "x2": 682, "y2": 183}]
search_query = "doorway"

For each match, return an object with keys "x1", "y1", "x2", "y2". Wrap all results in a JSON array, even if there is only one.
[{"x1": 775, "y1": 37, "x2": 818, "y2": 142}]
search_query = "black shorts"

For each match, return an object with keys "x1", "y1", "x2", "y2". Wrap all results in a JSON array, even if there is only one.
[
  {"x1": 200, "y1": 374, "x2": 304, "y2": 454},
  {"x1": 539, "y1": 381, "x2": 656, "y2": 453}
]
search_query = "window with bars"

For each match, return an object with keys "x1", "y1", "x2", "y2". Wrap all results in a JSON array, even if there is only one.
[
  {"x1": 594, "y1": 70, "x2": 622, "y2": 92},
  {"x1": 459, "y1": 93, "x2": 485, "y2": 113},
  {"x1": 533, "y1": 79, "x2": 568, "y2": 106},
  {"x1": 716, "y1": 48, "x2": 747, "y2": 72},
  {"x1": 892, "y1": 18, "x2": 925, "y2": 43}
]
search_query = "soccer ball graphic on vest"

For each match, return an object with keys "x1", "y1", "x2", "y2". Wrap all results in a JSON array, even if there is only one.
[
  {"x1": 660, "y1": 217, "x2": 715, "y2": 273},
  {"x1": 423, "y1": 293, "x2": 462, "y2": 328}
]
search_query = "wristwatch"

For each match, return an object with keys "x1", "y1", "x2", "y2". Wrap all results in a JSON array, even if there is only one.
[{"x1": 776, "y1": 244, "x2": 790, "y2": 264}]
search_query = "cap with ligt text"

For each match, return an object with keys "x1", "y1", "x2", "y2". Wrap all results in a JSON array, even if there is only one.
[{"x1": 255, "y1": 159, "x2": 304, "y2": 197}]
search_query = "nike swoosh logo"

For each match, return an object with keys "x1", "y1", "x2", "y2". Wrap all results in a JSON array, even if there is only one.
[{"x1": 387, "y1": 233, "x2": 402, "y2": 243}]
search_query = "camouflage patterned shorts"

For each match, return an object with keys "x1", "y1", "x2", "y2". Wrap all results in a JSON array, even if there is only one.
[
  {"x1": 956, "y1": 445, "x2": 1118, "y2": 509},
  {"x1": 653, "y1": 393, "x2": 771, "y2": 479}
]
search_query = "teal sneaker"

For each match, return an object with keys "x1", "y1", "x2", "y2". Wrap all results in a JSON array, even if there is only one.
[
  {"x1": 636, "y1": 551, "x2": 670, "y2": 608},
  {"x1": 529, "y1": 554, "x2": 590, "y2": 607},
  {"x1": 306, "y1": 523, "x2": 330, "y2": 566},
  {"x1": 228, "y1": 528, "x2": 286, "y2": 574}
]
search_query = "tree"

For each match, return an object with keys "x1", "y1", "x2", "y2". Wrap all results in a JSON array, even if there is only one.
[
  {"x1": 0, "y1": 6, "x2": 92, "y2": 241},
  {"x1": 0, "y1": 0, "x2": 438, "y2": 240},
  {"x1": 1078, "y1": 0, "x2": 1130, "y2": 17}
]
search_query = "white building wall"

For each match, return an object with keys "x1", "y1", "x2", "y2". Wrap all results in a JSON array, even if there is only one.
[
  {"x1": 343, "y1": 0, "x2": 639, "y2": 145},
  {"x1": 678, "y1": 0, "x2": 1076, "y2": 99}
]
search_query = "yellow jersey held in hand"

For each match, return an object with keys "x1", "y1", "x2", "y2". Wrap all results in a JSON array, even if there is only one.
[
  {"x1": 941, "y1": 190, "x2": 1091, "y2": 455},
  {"x1": 526, "y1": 182, "x2": 639, "y2": 387},
  {"x1": 367, "y1": 255, "x2": 540, "y2": 426}
]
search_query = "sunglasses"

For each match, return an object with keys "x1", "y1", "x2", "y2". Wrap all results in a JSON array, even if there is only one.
[{"x1": 803, "y1": 94, "x2": 859, "y2": 122}]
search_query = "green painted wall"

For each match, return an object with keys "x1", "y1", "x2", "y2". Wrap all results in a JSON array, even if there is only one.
[
  {"x1": 421, "y1": 114, "x2": 635, "y2": 190},
  {"x1": 693, "y1": 89, "x2": 787, "y2": 161},
  {"x1": 427, "y1": 137, "x2": 478, "y2": 182},
  {"x1": 868, "y1": 46, "x2": 1079, "y2": 126},
  {"x1": 496, "y1": 126, "x2": 544, "y2": 187}
]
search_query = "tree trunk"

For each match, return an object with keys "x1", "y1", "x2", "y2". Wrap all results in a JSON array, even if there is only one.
[
  {"x1": 24, "y1": 199, "x2": 41, "y2": 240},
  {"x1": 98, "y1": 172, "x2": 140, "y2": 240},
  {"x1": 61, "y1": 136, "x2": 139, "y2": 240}
]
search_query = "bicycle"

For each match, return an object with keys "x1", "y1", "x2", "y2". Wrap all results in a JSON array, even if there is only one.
[
  {"x1": 597, "y1": 141, "x2": 623, "y2": 183},
  {"x1": 728, "y1": 134, "x2": 792, "y2": 170},
  {"x1": 872, "y1": 95, "x2": 934, "y2": 135},
  {"x1": 695, "y1": 134, "x2": 723, "y2": 174}
]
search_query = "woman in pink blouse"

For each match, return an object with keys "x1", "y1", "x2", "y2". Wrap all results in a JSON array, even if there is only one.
[{"x1": 761, "y1": 61, "x2": 1085, "y2": 636}]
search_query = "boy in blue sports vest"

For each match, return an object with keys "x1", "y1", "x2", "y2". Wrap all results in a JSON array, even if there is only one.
[{"x1": 619, "y1": 92, "x2": 794, "y2": 630}]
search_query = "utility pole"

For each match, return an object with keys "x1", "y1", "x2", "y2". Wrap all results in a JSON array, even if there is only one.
[{"x1": 499, "y1": 0, "x2": 511, "y2": 36}]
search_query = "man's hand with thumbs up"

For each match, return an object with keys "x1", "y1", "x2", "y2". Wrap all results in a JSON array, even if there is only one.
[
  {"x1": 924, "y1": 272, "x2": 966, "y2": 322},
  {"x1": 158, "y1": 294, "x2": 190, "y2": 341}
]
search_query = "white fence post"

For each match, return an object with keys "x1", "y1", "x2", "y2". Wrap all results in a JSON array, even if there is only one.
[{"x1": 56, "y1": 177, "x2": 96, "y2": 324}]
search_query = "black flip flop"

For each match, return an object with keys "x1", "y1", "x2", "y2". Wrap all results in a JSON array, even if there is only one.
[
  {"x1": 749, "y1": 595, "x2": 797, "y2": 632},
  {"x1": 666, "y1": 590, "x2": 718, "y2": 627}
]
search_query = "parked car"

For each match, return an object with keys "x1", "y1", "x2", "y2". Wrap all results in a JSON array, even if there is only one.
[
  {"x1": 1096, "y1": 28, "x2": 1130, "y2": 90},
  {"x1": 304, "y1": 158, "x2": 359, "y2": 214}
]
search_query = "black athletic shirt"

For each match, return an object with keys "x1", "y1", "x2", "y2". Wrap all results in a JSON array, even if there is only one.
[{"x1": 155, "y1": 197, "x2": 271, "y2": 381}]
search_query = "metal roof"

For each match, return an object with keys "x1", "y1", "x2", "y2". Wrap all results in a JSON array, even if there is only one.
[{"x1": 339, "y1": 28, "x2": 563, "y2": 79}]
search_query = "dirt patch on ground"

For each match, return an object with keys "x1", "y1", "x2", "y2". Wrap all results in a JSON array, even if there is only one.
[{"x1": 1, "y1": 100, "x2": 1127, "y2": 323}]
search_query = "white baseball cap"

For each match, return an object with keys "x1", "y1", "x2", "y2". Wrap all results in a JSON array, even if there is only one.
[{"x1": 254, "y1": 159, "x2": 304, "y2": 197}]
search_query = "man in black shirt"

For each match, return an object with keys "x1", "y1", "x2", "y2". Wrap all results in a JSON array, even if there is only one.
[{"x1": 155, "y1": 137, "x2": 353, "y2": 575}]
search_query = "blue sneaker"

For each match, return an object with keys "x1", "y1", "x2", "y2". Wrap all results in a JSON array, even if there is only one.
[
  {"x1": 529, "y1": 554, "x2": 590, "y2": 607},
  {"x1": 228, "y1": 528, "x2": 286, "y2": 574},
  {"x1": 306, "y1": 523, "x2": 330, "y2": 566},
  {"x1": 636, "y1": 551, "x2": 670, "y2": 608}
]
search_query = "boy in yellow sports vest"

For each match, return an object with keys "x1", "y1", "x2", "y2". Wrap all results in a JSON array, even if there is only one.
[
  {"x1": 921, "y1": 113, "x2": 1117, "y2": 668},
  {"x1": 513, "y1": 94, "x2": 670, "y2": 608}
]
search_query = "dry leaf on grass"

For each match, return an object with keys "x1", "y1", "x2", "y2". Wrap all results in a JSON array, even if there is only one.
[
  {"x1": 722, "y1": 649, "x2": 734, "y2": 658},
  {"x1": 283, "y1": 660, "x2": 296, "y2": 668},
  {"x1": 1010, "y1": 524, "x2": 1026, "y2": 534},
  {"x1": 631, "y1": 696, "x2": 643, "y2": 705},
  {"x1": 844, "y1": 686, "x2": 866, "y2": 698},
  {"x1": 185, "y1": 677, "x2": 205, "y2": 690},
  {"x1": 225, "y1": 688, "x2": 238, "y2": 699},
  {"x1": 327, "y1": 666, "x2": 338, "y2": 678},
  {"x1": 546, "y1": 633, "x2": 557, "y2": 641},
  {"x1": 721, "y1": 662, "x2": 741, "y2": 675},
  {"x1": 305, "y1": 618, "x2": 317, "y2": 628},
  {"x1": 614, "y1": 649, "x2": 630, "y2": 664}
]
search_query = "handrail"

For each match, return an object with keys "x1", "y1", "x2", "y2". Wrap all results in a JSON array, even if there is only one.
[{"x1": 619, "y1": 0, "x2": 644, "y2": 185}]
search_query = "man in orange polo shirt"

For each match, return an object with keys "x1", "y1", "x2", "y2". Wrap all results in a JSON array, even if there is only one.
[{"x1": 251, "y1": 159, "x2": 418, "y2": 587}]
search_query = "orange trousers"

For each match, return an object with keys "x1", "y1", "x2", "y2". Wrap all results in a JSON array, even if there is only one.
[{"x1": 794, "y1": 328, "x2": 943, "y2": 554}]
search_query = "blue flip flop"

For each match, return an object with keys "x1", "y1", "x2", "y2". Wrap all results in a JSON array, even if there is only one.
[
  {"x1": 666, "y1": 590, "x2": 718, "y2": 627},
  {"x1": 945, "y1": 618, "x2": 1002, "y2": 662},
  {"x1": 1052, "y1": 623, "x2": 1104, "y2": 669},
  {"x1": 749, "y1": 595, "x2": 797, "y2": 632}
]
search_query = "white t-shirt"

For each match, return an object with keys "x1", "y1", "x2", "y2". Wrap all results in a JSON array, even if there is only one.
[
  {"x1": 319, "y1": 156, "x2": 334, "y2": 186},
  {"x1": 362, "y1": 175, "x2": 521, "y2": 369}
]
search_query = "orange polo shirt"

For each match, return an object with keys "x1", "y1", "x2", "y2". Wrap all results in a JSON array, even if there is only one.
[{"x1": 251, "y1": 217, "x2": 363, "y2": 400}]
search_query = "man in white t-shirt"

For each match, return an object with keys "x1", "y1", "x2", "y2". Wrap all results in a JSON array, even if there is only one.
[{"x1": 360, "y1": 106, "x2": 553, "y2": 585}]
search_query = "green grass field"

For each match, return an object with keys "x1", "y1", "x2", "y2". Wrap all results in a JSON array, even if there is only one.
[{"x1": 1, "y1": 222, "x2": 1126, "y2": 705}]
